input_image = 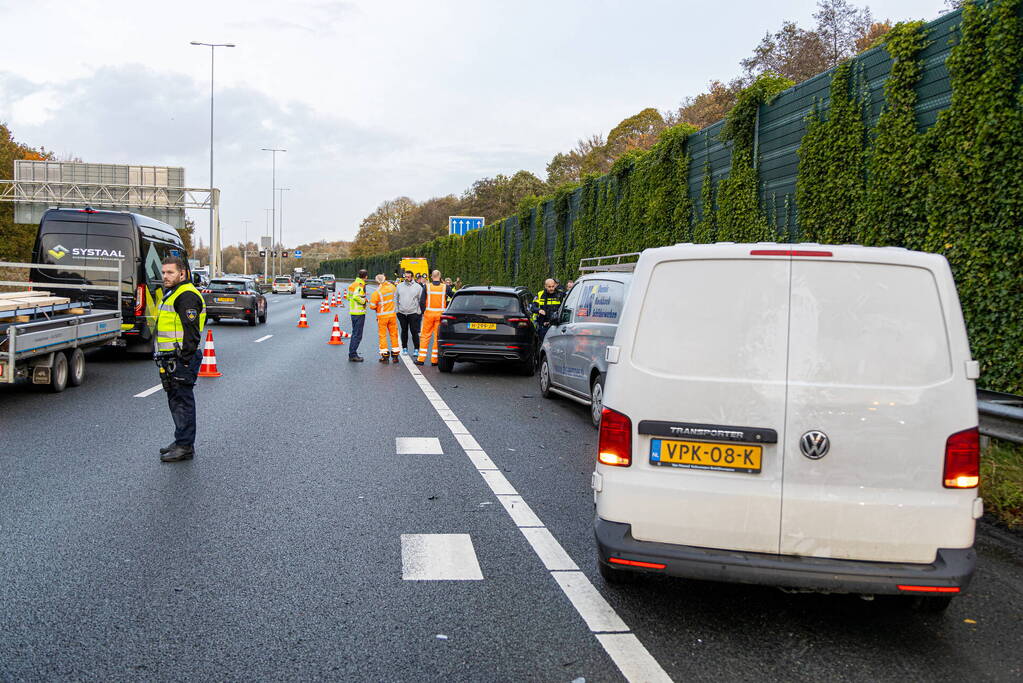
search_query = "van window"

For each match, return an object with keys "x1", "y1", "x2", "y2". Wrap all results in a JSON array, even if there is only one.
[
  {"x1": 787, "y1": 261, "x2": 951, "y2": 386},
  {"x1": 39, "y1": 233, "x2": 89, "y2": 284},
  {"x1": 575, "y1": 280, "x2": 624, "y2": 323},
  {"x1": 631, "y1": 259, "x2": 791, "y2": 381}
]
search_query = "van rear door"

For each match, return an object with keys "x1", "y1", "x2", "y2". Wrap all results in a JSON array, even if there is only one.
[
  {"x1": 602, "y1": 247, "x2": 791, "y2": 554},
  {"x1": 780, "y1": 251, "x2": 977, "y2": 564}
]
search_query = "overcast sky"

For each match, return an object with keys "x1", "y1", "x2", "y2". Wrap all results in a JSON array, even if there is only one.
[{"x1": 0, "y1": 0, "x2": 949, "y2": 247}]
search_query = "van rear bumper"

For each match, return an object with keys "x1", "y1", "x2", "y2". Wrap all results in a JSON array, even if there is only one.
[{"x1": 595, "y1": 518, "x2": 976, "y2": 595}]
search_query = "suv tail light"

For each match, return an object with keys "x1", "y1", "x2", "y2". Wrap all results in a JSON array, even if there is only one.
[
  {"x1": 943, "y1": 427, "x2": 979, "y2": 488},
  {"x1": 134, "y1": 283, "x2": 145, "y2": 317},
  {"x1": 441, "y1": 315, "x2": 457, "y2": 322},
  {"x1": 507, "y1": 317, "x2": 530, "y2": 328},
  {"x1": 598, "y1": 407, "x2": 632, "y2": 467}
]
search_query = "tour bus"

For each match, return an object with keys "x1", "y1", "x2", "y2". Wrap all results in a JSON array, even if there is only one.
[{"x1": 30, "y1": 207, "x2": 190, "y2": 353}]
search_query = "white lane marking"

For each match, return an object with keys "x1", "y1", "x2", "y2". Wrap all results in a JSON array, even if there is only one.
[
  {"x1": 401, "y1": 534, "x2": 483, "y2": 581},
  {"x1": 444, "y1": 420, "x2": 470, "y2": 435},
  {"x1": 396, "y1": 437, "x2": 443, "y2": 455},
  {"x1": 398, "y1": 354, "x2": 669, "y2": 682},
  {"x1": 254, "y1": 334, "x2": 273, "y2": 343},
  {"x1": 134, "y1": 384, "x2": 163, "y2": 398},
  {"x1": 436, "y1": 408, "x2": 458, "y2": 420},
  {"x1": 552, "y1": 571, "x2": 628, "y2": 632},
  {"x1": 521, "y1": 528, "x2": 580, "y2": 570},
  {"x1": 464, "y1": 450, "x2": 498, "y2": 470},
  {"x1": 478, "y1": 469, "x2": 517, "y2": 496},
  {"x1": 596, "y1": 634, "x2": 673, "y2": 683},
  {"x1": 454, "y1": 433, "x2": 482, "y2": 451},
  {"x1": 497, "y1": 495, "x2": 544, "y2": 528}
]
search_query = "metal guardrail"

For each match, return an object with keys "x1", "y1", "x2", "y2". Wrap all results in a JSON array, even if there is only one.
[{"x1": 977, "y1": 389, "x2": 1023, "y2": 445}]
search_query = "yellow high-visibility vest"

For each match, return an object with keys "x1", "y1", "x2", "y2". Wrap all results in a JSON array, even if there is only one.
[{"x1": 156, "y1": 282, "x2": 206, "y2": 352}]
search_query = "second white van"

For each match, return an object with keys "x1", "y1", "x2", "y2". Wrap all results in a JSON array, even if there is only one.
[{"x1": 593, "y1": 243, "x2": 982, "y2": 611}]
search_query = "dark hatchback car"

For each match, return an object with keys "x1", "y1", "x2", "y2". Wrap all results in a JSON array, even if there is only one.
[
  {"x1": 201, "y1": 277, "x2": 267, "y2": 326},
  {"x1": 437, "y1": 286, "x2": 538, "y2": 375},
  {"x1": 301, "y1": 278, "x2": 328, "y2": 298}
]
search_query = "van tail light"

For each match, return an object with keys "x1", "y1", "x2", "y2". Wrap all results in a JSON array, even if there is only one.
[
  {"x1": 134, "y1": 284, "x2": 145, "y2": 317},
  {"x1": 750, "y1": 249, "x2": 833, "y2": 257},
  {"x1": 609, "y1": 557, "x2": 666, "y2": 570},
  {"x1": 598, "y1": 407, "x2": 632, "y2": 467},
  {"x1": 943, "y1": 427, "x2": 980, "y2": 488}
]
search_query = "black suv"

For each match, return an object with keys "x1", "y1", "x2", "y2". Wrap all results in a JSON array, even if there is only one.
[{"x1": 437, "y1": 286, "x2": 538, "y2": 375}]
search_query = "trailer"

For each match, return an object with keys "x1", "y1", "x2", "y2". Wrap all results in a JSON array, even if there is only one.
[{"x1": 0, "y1": 261, "x2": 123, "y2": 392}]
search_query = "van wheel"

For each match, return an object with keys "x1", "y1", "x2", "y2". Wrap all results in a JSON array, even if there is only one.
[
  {"x1": 590, "y1": 373, "x2": 606, "y2": 428},
  {"x1": 67, "y1": 348, "x2": 85, "y2": 387},
  {"x1": 438, "y1": 357, "x2": 454, "y2": 373},
  {"x1": 49, "y1": 352, "x2": 69, "y2": 393},
  {"x1": 539, "y1": 356, "x2": 554, "y2": 398},
  {"x1": 598, "y1": 557, "x2": 639, "y2": 585}
]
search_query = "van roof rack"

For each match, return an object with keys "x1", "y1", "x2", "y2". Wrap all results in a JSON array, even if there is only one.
[{"x1": 578, "y1": 252, "x2": 641, "y2": 273}]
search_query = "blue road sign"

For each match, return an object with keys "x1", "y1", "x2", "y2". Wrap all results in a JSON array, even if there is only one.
[
  {"x1": 448, "y1": 216, "x2": 484, "y2": 236},
  {"x1": 293, "y1": 250, "x2": 303, "y2": 257}
]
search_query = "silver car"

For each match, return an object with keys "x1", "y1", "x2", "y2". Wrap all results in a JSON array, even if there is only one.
[{"x1": 538, "y1": 267, "x2": 633, "y2": 427}]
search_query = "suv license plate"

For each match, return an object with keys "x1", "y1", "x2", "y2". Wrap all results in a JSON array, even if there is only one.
[
  {"x1": 216, "y1": 297, "x2": 235, "y2": 303},
  {"x1": 468, "y1": 322, "x2": 497, "y2": 330},
  {"x1": 650, "y1": 439, "x2": 762, "y2": 473}
]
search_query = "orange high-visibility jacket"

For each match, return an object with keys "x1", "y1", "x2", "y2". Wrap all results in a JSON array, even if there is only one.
[
  {"x1": 369, "y1": 281, "x2": 398, "y2": 318},
  {"x1": 424, "y1": 282, "x2": 448, "y2": 313}
]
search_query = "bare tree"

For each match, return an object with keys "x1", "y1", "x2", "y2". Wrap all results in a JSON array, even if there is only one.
[{"x1": 814, "y1": 0, "x2": 874, "y2": 67}]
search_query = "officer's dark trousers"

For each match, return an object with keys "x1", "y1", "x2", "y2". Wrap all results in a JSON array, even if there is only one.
[
  {"x1": 166, "y1": 349, "x2": 202, "y2": 447},
  {"x1": 349, "y1": 314, "x2": 366, "y2": 357},
  {"x1": 397, "y1": 312, "x2": 421, "y2": 352}
]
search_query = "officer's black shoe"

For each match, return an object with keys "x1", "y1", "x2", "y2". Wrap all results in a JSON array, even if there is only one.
[
  {"x1": 160, "y1": 445, "x2": 195, "y2": 463},
  {"x1": 413, "y1": 360, "x2": 424, "y2": 366},
  {"x1": 159, "y1": 442, "x2": 177, "y2": 454},
  {"x1": 349, "y1": 355, "x2": 364, "y2": 363}
]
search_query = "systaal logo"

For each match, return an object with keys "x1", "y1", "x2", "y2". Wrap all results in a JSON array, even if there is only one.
[{"x1": 48, "y1": 244, "x2": 68, "y2": 260}]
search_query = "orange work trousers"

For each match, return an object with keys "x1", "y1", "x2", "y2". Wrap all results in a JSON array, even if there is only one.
[
  {"x1": 418, "y1": 312, "x2": 441, "y2": 364},
  {"x1": 377, "y1": 315, "x2": 399, "y2": 357}
]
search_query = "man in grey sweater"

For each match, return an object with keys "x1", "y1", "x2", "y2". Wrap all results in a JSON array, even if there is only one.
[{"x1": 395, "y1": 270, "x2": 424, "y2": 355}]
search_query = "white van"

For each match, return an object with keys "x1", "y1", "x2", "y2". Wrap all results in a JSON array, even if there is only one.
[{"x1": 593, "y1": 243, "x2": 981, "y2": 610}]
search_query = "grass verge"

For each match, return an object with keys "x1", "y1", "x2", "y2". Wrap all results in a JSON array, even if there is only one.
[{"x1": 981, "y1": 439, "x2": 1023, "y2": 529}]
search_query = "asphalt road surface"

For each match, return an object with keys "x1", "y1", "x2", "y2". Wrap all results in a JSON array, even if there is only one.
[{"x1": 2, "y1": 290, "x2": 1021, "y2": 682}]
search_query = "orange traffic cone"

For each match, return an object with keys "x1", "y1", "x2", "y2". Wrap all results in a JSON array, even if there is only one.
[
  {"x1": 340, "y1": 329, "x2": 351, "y2": 338},
  {"x1": 319, "y1": 300, "x2": 330, "y2": 313},
  {"x1": 297, "y1": 305, "x2": 309, "y2": 328},
  {"x1": 197, "y1": 329, "x2": 222, "y2": 377},
  {"x1": 327, "y1": 314, "x2": 345, "y2": 345}
]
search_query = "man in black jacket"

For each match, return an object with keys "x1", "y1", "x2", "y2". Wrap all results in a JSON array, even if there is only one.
[{"x1": 155, "y1": 257, "x2": 206, "y2": 462}]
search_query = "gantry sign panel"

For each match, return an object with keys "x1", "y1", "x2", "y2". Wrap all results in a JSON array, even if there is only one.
[{"x1": 12, "y1": 161, "x2": 190, "y2": 229}]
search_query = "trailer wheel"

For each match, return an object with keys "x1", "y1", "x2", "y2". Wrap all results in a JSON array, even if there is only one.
[
  {"x1": 49, "y1": 352, "x2": 68, "y2": 393},
  {"x1": 68, "y1": 348, "x2": 85, "y2": 387}
]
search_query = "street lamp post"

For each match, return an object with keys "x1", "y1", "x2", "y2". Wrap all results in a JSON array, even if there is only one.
[
  {"x1": 241, "y1": 218, "x2": 252, "y2": 275},
  {"x1": 277, "y1": 187, "x2": 290, "y2": 275},
  {"x1": 264, "y1": 208, "x2": 272, "y2": 281},
  {"x1": 261, "y1": 147, "x2": 286, "y2": 278},
  {"x1": 190, "y1": 40, "x2": 235, "y2": 276}
]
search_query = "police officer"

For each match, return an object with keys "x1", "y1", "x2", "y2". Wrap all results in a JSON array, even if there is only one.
[
  {"x1": 155, "y1": 256, "x2": 206, "y2": 463},
  {"x1": 530, "y1": 278, "x2": 565, "y2": 343},
  {"x1": 346, "y1": 269, "x2": 368, "y2": 362}
]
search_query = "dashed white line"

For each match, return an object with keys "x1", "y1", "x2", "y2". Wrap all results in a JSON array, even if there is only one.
[
  {"x1": 399, "y1": 354, "x2": 671, "y2": 683},
  {"x1": 134, "y1": 384, "x2": 163, "y2": 398},
  {"x1": 396, "y1": 437, "x2": 443, "y2": 455},
  {"x1": 254, "y1": 334, "x2": 273, "y2": 343},
  {"x1": 401, "y1": 533, "x2": 484, "y2": 581}
]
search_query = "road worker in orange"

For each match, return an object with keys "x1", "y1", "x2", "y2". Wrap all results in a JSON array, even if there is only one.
[
  {"x1": 369, "y1": 274, "x2": 401, "y2": 363},
  {"x1": 416, "y1": 269, "x2": 453, "y2": 367}
]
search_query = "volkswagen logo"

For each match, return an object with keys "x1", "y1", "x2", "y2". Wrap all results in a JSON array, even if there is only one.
[{"x1": 800, "y1": 430, "x2": 830, "y2": 460}]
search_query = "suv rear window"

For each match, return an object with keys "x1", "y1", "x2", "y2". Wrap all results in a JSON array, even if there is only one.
[
  {"x1": 210, "y1": 280, "x2": 247, "y2": 292},
  {"x1": 447, "y1": 293, "x2": 521, "y2": 313}
]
